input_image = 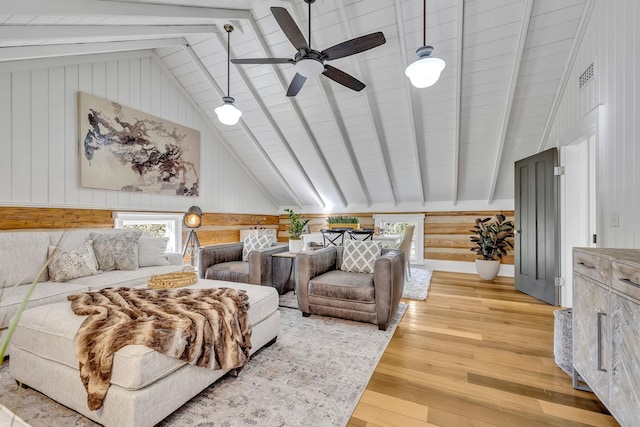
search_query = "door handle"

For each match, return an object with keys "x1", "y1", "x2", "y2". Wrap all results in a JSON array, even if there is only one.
[{"x1": 597, "y1": 312, "x2": 607, "y2": 373}]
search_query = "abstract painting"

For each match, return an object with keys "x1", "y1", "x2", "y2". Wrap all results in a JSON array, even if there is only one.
[{"x1": 78, "y1": 92, "x2": 200, "y2": 196}]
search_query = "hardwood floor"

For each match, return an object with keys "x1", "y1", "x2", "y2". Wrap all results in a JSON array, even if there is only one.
[{"x1": 347, "y1": 271, "x2": 619, "y2": 427}]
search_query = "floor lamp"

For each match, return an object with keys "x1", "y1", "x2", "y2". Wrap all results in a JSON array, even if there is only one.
[{"x1": 182, "y1": 205, "x2": 202, "y2": 267}]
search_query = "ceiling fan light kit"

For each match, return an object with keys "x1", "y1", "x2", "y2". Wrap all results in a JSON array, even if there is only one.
[
  {"x1": 216, "y1": 24, "x2": 242, "y2": 126},
  {"x1": 231, "y1": 0, "x2": 386, "y2": 97},
  {"x1": 407, "y1": 0, "x2": 445, "y2": 88},
  {"x1": 405, "y1": 45, "x2": 446, "y2": 88}
]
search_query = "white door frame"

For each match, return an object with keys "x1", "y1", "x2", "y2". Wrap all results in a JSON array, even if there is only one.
[{"x1": 557, "y1": 105, "x2": 604, "y2": 307}]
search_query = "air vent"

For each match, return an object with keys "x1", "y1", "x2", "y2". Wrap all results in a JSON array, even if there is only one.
[{"x1": 579, "y1": 62, "x2": 594, "y2": 90}]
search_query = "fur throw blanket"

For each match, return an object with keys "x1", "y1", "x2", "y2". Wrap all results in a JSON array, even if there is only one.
[{"x1": 67, "y1": 287, "x2": 251, "y2": 411}]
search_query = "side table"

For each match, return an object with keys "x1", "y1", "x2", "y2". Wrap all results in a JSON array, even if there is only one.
[{"x1": 271, "y1": 251, "x2": 298, "y2": 294}]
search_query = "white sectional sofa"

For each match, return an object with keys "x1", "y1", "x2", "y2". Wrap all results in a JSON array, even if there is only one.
[{"x1": 0, "y1": 228, "x2": 186, "y2": 350}]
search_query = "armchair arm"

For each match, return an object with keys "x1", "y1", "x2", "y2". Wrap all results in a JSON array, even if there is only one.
[
  {"x1": 247, "y1": 243, "x2": 289, "y2": 286},
  {"x1": 295, "y1": 247, "x2": 338, "y2": 313},
  {"x1": 197, "y1": 242, "x2": 243, "y2": 279},
  {"x1": 373, "y1": 249, "x2": 405, "y2": 330}
]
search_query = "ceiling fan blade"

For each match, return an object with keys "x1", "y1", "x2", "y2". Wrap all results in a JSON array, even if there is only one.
[
  {"x1": 286, "y1": 73, "x2": 307, "y2": 97},
  {"x1": 270, "y1": 7, "x2": 309, "y2": 51},
  {"x1": 322, "y1": 32, "x2": 386, "y2": 61},
  {"x1": 231, "y1": 58, "x2": 294, "y2": 65},
  {"x1": 322, "y1": 65, "x2": 366, "y2": 92}
]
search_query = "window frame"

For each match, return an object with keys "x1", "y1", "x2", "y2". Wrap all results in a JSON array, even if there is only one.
[
  {"x1": 373, "y1": 213, "x2": 425, "y2": 264},
  {"x1": 112, "y1": 211, "x2": 184, "y2": 253}
]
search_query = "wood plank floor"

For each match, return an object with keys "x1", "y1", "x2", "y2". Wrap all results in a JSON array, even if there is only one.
[{"x1": 347, "y1": 271, "x2": 619, "y2": 427}]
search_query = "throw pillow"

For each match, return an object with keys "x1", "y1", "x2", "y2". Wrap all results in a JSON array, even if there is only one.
[
  {"x1": 90, "y1": 230, "x2": 142, "y2": 271},
  {"x1": 138, "y1": 237, "x2": 171, "y2": 267},
  {"x1": 242, "y1": 234, "x2": 273, "y2": 262},
  {"x1": 48, "y1": 240, "x2": 101, "y2": 282},
  {"x1": 341, "y1": 240, "x2": 382, "y2": 274}
]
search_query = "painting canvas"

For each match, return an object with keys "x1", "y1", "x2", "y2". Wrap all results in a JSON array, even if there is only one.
[{"x1": 78, "y1": 92, "x2": 200, "y2": 196}]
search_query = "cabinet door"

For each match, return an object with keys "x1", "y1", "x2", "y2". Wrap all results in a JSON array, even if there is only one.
[
  {"x1": 610, "y1": 294, "x2": 640, "y2": 427},
  {"x1": 573, "y1": 275, "x2": 610, "y2": 405}
]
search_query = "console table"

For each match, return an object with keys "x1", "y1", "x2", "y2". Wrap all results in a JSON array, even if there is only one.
[{"x1": 572, "y1": 248, "x2": 640, "y2": 427}]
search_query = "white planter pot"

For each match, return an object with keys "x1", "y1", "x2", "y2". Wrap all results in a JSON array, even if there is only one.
[
  {"x1": 288, "y1": 239, "x2": 303, "y2": 253},
  {"x1": 475, "y1": 259, "x2": 500, "y2": 281}
]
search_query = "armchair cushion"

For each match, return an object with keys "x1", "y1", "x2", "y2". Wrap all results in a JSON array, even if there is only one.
[
  {"x1": 206, "y1": 261, "x2": 249, "y2": 284},
  {"x1": 242, "y1": 235, "x2": 272, "y2": 262},
  {"x1": 341, "y1": 240, "x2": 381, "y2": 274},
  {"x1": 309, "y1": 270, "x2": 375, "y2": 302}
]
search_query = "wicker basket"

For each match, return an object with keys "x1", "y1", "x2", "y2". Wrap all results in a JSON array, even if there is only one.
[{"x1": 148, "y1": 266, "x2": 197, "y2": 289}]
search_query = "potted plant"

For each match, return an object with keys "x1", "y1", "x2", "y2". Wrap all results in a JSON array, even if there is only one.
[
  {"x1": 326, "y1": 215, "x2": 360, "y2": 230},
  {"x1": 470, "y1": 214, "x2": 514, "y2": 281},
  {"x1": 285, "y1": 208, "x2": 310, "y2": 253}
]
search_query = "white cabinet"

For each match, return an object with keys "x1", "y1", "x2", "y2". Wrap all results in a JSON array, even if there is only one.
[{"x1": 573, "y1": 248, "x2": 640, "y2": 427}]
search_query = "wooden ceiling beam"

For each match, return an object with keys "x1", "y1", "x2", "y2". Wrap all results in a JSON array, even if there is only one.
[
  {"x1": 392, "y1": 0, "x2": 423, "y2": 206},
  {"x1": 0, "y1": 25, "x2": 217, "y2": 43},
  {"x1": 0, "y1": 38, "x2": 186, "y2": 62},
  {"x1": 0, "y1": 1, "x2": 250, "y2": 20},
  {"x1": 487, "y1": 0, "x2": 533, "y2": 204},
  {"x1": 182, "y1": 43, "x2": 305, "y2": 208},
  {"x1": 246, "y1": 14, "x2": 348, "y2": 209}
]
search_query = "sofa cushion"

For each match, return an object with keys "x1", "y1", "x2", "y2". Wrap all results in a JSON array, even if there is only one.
[
  {"x1": 90, "y1": 230, "x2": 142, "y2": 272},
  {"x1": 10, "y1": 280, "x2": 278, "y2": 390},
  {"x1": 68, "y1": 265, "x2": 186, "y2": 291},
  {"x1": 138, "y1": 237, "x2": 170, "y2": 267},
  {"x1": 205, "y1": 261, "x2": 250, "y2": 284},
  {"x1": 0, "y1": 281, "x2": 88, "y2": 329},
  {"x1": 309, "y1": 270, "x2": 375, "y2": 302},
  {"x1": 0, "y1": 231, "x2": 50, "y2": 287},
  {"x1": 341, "y1": 240, "x2": 381, "y2": 274},
  {"x1": 48, "y1": 240, "x2": 101, "y2": 282},
  {"x1": 242, "y1": 235, "x2": 272, "y2": 262}
]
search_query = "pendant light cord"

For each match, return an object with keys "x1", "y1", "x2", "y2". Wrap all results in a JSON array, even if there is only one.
[
  {"x1": 308, "y1": 0, "x2": 312, "y2": 49},
  {"x1": 423, "y1": 0, "x2": 426, "y2": 46},
  {"x1": 226, "y1": 28, "x2": 230, "y2": 97}
]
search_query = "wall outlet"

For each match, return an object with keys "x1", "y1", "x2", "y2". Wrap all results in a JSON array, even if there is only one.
[{"x1": 608, "y1": 211, "x2": 620, "y2": 227}]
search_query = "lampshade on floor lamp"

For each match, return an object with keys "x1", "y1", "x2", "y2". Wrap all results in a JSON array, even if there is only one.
[{"x1": 182, "y1": 205, "x2": 202, "y2": 267}]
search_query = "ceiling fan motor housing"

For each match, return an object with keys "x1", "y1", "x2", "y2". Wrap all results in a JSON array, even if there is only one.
[{"x1": 294, "y1": 50, "x2": 326, "y2": 77}]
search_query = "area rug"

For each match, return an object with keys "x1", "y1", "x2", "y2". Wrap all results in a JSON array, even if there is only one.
[
  {"x1": 402, "y1": 268, "x2": 432, "y2": 300},
  {"x1": 0, "y1": 304, "x2": 406, "y2": 427}
]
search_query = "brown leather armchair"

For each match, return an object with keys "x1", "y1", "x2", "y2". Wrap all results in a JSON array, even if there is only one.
[
  {"x1": 296, "y1": 246, "x2": 405, "y2": 330},
  {"x1": 198, "y1": 242, "x2": 288, "y2": 288}
]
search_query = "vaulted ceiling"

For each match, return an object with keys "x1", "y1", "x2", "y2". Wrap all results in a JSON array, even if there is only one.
[{"x1": 0, "y1": 0, "x2": 590, "y2": 211}]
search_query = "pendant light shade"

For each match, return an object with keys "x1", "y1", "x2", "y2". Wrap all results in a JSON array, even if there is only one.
[
  {"x1": 216, "y1": 24, "x2": 242, "y2": 126},
  {"x1": 406, "y1": 0, "x2": 445, "y2": 88}
]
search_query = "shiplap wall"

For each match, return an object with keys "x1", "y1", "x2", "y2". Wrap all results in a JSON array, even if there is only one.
[
  {"x1": 545, "y1": 0, "x2": 639, "y2": 248},
  {"x1": 0, "y1": 52, "x2": 277, "y2": 214}
]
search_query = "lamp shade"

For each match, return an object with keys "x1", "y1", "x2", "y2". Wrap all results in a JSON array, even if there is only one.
[
  {"x1": 183, "y1": 205, "x2": 203, "y2": 228},
  {"x1": 405, "y1": 46, "x2": 445, "y2": 88},
  {"x1": 215, "y1": 96, "x2": 242, "y2": 125},
  {"x1": 295, "y1": 58, "x2": 324, "y2": 77}
]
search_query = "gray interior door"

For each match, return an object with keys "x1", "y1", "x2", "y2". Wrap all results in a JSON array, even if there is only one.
[{"x1": 514, "y1": 148, "x2": 559, "y2": 305}]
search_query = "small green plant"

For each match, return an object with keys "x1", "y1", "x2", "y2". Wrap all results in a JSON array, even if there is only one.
[
  {"x1": 285, "y1": 209, "x2": 310, "y2": 240},
  {"x1": 470, "y1": 214, "x2": 515, "y2": 261},
  {"x1": 326, "y1": 215, "x2": 359, "y2": 224}
]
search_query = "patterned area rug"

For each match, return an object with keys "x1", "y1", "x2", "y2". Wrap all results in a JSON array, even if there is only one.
[
  {"x1": 0, "y1": 304, "x2": 406, "y2": 427},
  {"x1": 402, "y1": 268, "x2": 433, "y2": 300}
]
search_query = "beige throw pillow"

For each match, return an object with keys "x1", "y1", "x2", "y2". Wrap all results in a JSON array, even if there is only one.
[
  {"x1": 48, "y1": 240, "x2": 101, "y2": 282},
  {"x1": 341, "y1": 240, "x2": 382, "y2": 274},
  {"x1": 242, "y1": 234, "x2": 273, "y2": 262},
  {"x1": 90, "y1": 230, "x2": 142, "y2": 271},
  {"x1": 138, "y1": 237, "x2": 171, "y2": 267}
]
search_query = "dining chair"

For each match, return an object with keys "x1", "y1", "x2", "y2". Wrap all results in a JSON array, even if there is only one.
[
  {"x1": 321, "y1": 229, "x2": 345, "y2": 247},
  {"x1": 398, "y1": 225, "x2": 415, "y2": 279},
  {"x1": 348, "y1": 230, "x2": 374, "y2": 241}
]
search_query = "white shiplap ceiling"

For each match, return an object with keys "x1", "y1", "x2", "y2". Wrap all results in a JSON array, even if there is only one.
[{"x1": 0, "y1": 0, "x2": 590, "y2": 211}]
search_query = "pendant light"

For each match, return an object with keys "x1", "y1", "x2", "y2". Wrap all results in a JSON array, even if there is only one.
[
  {"x1": 215, "y1": 24, "x2": 242, "y2": 125},
  {"x1": 405, "y1": 0, "x2": 445, "y2": 88}
]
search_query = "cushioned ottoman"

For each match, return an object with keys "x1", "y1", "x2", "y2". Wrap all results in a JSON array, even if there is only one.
[{"x1": 9, "y1": 280, "x2": 280, "y2": 427}]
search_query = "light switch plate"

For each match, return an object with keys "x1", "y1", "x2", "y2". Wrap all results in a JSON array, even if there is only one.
[{"x1": 608, "y1": 211, "x2": 619, "y2": 227}]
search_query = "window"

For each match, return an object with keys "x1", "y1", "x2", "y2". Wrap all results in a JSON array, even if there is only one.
[
  {"x1": 113, "y1": 212, "x2": 184, "y2": 253},
  {"x1": 373, "y1": 214, "x2": 424, "y2": 264}
]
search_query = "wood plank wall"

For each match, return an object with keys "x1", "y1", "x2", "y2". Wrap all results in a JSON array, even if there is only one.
[
  {"x1": 279, "y1": 210, "x2": 515, "y2": 265},
  {"x1": 0, "y1": 207, "x2": 279, "y2": 248}
]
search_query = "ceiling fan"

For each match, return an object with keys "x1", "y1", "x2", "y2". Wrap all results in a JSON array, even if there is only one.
[{"x1": 231, "y1": 0, "x2": 386, "y2": 97}]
